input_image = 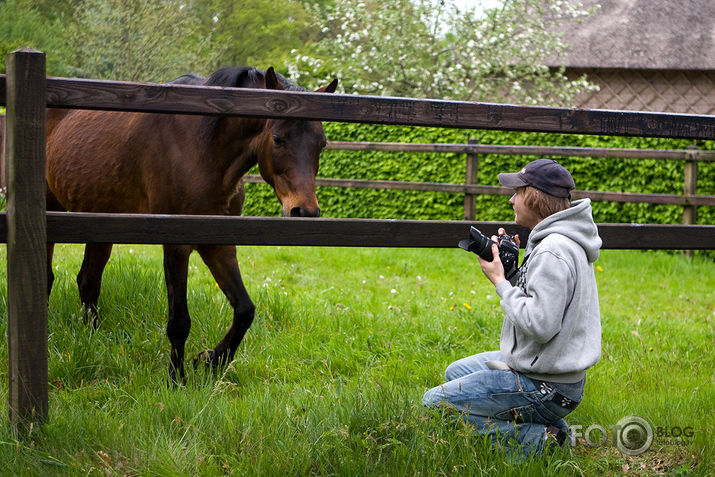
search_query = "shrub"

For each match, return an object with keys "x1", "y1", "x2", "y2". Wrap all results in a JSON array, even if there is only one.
[{"x1": 243, "y1": 123, "x2": 714, "y2": 225}]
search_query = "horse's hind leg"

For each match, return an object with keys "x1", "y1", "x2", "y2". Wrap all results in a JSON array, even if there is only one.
[
  {"x1": 47, "y1": 243, "x2": 56, "y2": 298},
  {"x1": 194, "y1": 244, "x2": 255, "y2": 368},
  {"x1": 163, "y1": 244, "x2": 193, "y2": 385},
  {"x1": 77, "y1": 242, "x2": 113, "y2": 327},
  {"x1": 46, "y1": 190, "x2": 64, "y2": 298}
]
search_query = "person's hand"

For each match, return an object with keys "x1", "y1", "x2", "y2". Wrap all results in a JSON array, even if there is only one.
[
  {"x1": 478, "y1": 242, "x2": 506, "y2": 287},
  {"x1": 497, "y1": 227, "x2": 520, "y2": 248}
]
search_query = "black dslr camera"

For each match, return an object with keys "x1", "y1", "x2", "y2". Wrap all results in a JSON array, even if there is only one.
[{"x1": 458, "y1": 227, "x2": 520, "y2": 279}]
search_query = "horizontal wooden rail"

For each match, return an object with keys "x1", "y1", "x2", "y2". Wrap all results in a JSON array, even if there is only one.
[
  {"x1": 0, "y1": 212, "x2": 712, "y2": 250},
  {"x1": 326, "y1": 141, "x2": 715, "y2": 161},
  {"x1": 1, "y1": 75, "x2": 714, "y2": 139},
  {"x1": 242, "y1": 176, "x2": 715, "y2": 206}
]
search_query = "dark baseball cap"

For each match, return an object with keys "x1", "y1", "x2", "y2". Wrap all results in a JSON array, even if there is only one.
[{"x1": 498, "y1": 159, "x2": 575, "y2": 198}]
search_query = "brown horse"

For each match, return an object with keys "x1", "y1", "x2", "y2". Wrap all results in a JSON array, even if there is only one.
[{"x1": 42, "y1": 66, "x2": 337, "y2": 384}]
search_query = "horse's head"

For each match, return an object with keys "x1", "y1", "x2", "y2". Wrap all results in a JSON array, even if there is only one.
[
  {"x1": 189, "y1": 67, "x2": 338, "y2": 217},
  {"x1": 257, "y1": 68, "x2": 338, "y2": 218}
]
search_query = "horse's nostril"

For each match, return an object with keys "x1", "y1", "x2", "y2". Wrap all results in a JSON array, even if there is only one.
[{"x1": 289, "y1": 206, "x2": 320, "y2": 217}]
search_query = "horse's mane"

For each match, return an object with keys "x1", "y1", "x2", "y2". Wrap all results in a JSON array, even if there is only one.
[
  {"x1": 169, "y1": 73, "x2": 204, "y2": 85},
  {"x1": 205, "y1": 67, "x2": 264, "y2": 89},
  {"x1": 273, "y1": 72, "x2": 305, "y2": 92},
  {"x1": 168, "y1": 67, "x2": 303, "y2": 147},
  {"x1": 169, "y1": 67, "x2": 305, "y2": 91}
]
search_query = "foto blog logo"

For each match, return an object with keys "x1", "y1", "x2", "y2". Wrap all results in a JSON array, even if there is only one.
[{"x1": 570, "y1": 415, "x2": 654, "y2": 456}]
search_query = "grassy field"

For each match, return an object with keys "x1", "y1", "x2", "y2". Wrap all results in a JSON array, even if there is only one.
[{"x1": 0, "y1": 244, "x2": 712, "y2": 476}]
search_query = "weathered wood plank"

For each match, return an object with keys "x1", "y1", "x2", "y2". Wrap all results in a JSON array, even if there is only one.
[
  {"x1": 1, "y1": 75, "x2": 713, "y2": 139},
  {"x1": 37, "y1": 213, "x2": 527, "y2": 248},
  {"x1": 683, "y1": 157, "x2": 698, "y2": 224},
  {"x1": 569, "y1": 189, "x2": 714, "y2": 206},
  {"x1": 464, "y1": 138, "x2": 479, "y2": 220},
  {"x1": 0, "y1": 213, "x2": 711, "y2": 250},
  {"x1": 326, "y1": 141, "x2": 715, "y2": 161},
  {"x1": 5, "y1": 49, "x2": 48, "y2": 430},
  {"x1": 242, "y1": 175, "x2": 715, "y2": 206}
]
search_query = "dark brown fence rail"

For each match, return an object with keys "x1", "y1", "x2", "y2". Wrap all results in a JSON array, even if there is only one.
[
  {"x1": 246, "y1": 175, "x2": 714, "y2": 206},
  {"x1": 1, "y1": 48, "x2": 714, "y2": 430},
  {"x1": 0, "y1": 212, "x2": 710, "y2": 250},
  {"x1": 323, "y1": 142, "x2": 715, "y2": 159},
  {"x1": 2, "y1": 76, "x2": 715, "y2": 138}
]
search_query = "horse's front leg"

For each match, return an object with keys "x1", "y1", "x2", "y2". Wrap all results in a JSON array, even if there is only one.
[
  {"x1": 194, "y1": 244, "x2": 255, "y2": 368},
  {"x1": 77, "y1": 242, "x2": 113, "y2": 327},
  {"x1": 163, "y1": 244, "x2": 193, "y2": 386}
]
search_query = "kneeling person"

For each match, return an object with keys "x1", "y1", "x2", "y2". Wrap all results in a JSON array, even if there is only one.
[{"x1": 423, "y1": 159, "x2": 602, "y2": 457}]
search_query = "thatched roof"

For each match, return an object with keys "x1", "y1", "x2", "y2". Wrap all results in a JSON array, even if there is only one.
[{"x1": 548, "y1": 0, "x2": 715, "y2": 70}]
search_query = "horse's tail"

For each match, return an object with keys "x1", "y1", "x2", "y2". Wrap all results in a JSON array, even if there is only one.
[
  {"x1": 0, "y1": 109, "x2": 72, "y2": 206},
  {"x1": 47, "y1": 108, "x2": 72, "y2": 137}
]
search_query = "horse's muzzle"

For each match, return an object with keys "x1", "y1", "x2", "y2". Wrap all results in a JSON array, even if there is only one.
[{"x1": 288, "y1": 206, "x2": 320, "y2": 217}]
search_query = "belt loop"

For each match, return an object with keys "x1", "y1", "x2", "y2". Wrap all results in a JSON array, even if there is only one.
[{"x1": 512, "y1": 370, "x2": 523, "y2": 392}]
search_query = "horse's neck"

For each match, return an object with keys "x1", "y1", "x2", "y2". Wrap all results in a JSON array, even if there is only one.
[{"x1": 202, "y1": 116, "x2": 267, "y2": 186}]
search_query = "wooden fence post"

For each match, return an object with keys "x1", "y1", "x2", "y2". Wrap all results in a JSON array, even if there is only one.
[
  {"x1": 464, "y1": 138, "x2": 479, "y2": 220},
  {"x1": 683, "y1": 146, "x2": 698, "y2": 225},
  {"x1": 682, "y1": 145, "x2": 698, "y2": 257},
  {"x1": 5, "y1": 47, "x2": 48, "y2": 430}
]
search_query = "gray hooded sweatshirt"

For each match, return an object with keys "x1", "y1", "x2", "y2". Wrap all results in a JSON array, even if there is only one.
[{"x1": 495, "y1": 199, "x2": 602, "y2": 383}]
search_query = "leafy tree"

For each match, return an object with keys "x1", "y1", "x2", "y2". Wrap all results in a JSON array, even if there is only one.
[
  {"x1": 13, "y1": 0, "x2": 83, "y2": 22},
  {"x1": 289, "y1": 0, "x2": 598, "y2": 106},
  {"x1": 297, "y1": 0, "x2": 338, "y2": 16},
  {"x1": 2, "y1": 0, "x2": 323, "y2": 81},
  {"x1": 63, "y1": 0, "x2": 217, "y2": 82},
  {"x1": 195, "y1": 0, "x2": 321, "y2": 72},
  {"x1": 0, "y1": 0, "x2": 69, "y2": 75}
]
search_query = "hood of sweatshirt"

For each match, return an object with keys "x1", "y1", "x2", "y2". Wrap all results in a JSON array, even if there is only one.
[{"x1": 525, "y1": 199, "x2": 601, "y2": 263}]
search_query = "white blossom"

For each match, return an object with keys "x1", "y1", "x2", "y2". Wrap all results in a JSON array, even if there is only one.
[{"x1": 288, "y1": 0, "x2": 596, "y2": 106}]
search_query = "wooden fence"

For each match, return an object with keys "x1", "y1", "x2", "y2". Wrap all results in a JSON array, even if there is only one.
[
  {"x1": 1, "y1": 48, "x2": 714, "y2": 430},
  {"x1": 243, "y1": 141, "x2": 714, "y2": 221}
]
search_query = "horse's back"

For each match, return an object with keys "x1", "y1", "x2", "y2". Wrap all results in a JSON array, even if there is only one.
[
  {"x1": 46, "y1": 108, "x2": 251, "y2": 215},
  {"x1": 47, "y1": 109, "x2": 189, "y2": 213}
]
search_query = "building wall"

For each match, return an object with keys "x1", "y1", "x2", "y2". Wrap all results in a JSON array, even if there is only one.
[{"x1": 567, "y1": 69, "x2": 714, "y2": 115}]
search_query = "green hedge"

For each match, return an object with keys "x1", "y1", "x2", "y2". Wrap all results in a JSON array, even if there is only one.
[{"x1": 242, "y1": 123, "x2": 714, "y2": 225}]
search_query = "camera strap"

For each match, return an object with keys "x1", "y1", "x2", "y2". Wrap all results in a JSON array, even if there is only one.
[
  {"x1": 515, "y1": 254, "x2": 530, "y2": 294},
  {"x1": 520, "y1": 253, "x2": 530, "y2": 268}
]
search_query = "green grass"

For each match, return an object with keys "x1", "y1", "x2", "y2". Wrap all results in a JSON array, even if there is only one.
[{"x1": 0, "y1": 244, "x2": 712, "y2": 476}]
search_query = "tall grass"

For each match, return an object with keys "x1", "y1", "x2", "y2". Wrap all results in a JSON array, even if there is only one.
[{"x1": 0, "y1": 244, "x2": 712, "y2": 476}]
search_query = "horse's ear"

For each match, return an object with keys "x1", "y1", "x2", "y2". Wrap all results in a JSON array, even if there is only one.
[
  {"x1": 315, "y1": 78, "x2": 338, "y2": 93},
  {"x1": 264, "y1": 67, "x2": 283, "y2": 90}
]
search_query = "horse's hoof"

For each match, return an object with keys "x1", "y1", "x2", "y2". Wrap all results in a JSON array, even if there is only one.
[
  {"x1": 167, "y1": 376, "x2": 186, "y2": 389},
  {"x1": 192, "y1": 349, "x2": 216, "y2": 370},
  {"x1": 81, "y1": 307, "x2": 100, "y2": 329},
  {"x1": 168, "y1": 362, "x2": 186, "y2": 388}
]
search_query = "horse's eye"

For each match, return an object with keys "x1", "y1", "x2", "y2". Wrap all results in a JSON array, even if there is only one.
[{"x1": 273, "y1": 135, "x2": 284, "y2": 147}]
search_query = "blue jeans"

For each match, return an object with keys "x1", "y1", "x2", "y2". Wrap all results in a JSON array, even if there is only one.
[{"x1": 422, "y1": 351, "x2": 580, "y2": 457}]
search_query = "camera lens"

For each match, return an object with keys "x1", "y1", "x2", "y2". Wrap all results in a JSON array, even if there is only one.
[{"x1": 468, "y1": 227, "x2": 496, "y2": 261}]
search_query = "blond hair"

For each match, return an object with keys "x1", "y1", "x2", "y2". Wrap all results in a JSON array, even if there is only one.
[{"x1": 517, "y1": 186, "x2": 571, "y2": 221}]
